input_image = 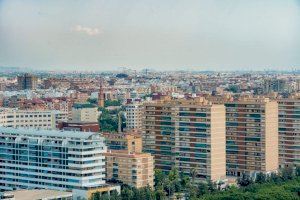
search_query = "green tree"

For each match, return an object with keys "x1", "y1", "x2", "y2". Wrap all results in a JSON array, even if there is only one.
[
  {"x1": 207, "y1": 179, "x2": 217, "y2": 193},
  {"x1": 105, "y1": 99, "x2": 122, "y2": 107},
  {"x1": 91, "y1": 192, "x2": 101, "y2": 200},
  {"x1": 255, "y1": 172, "x2": 267, "y2": 184},
  {"x1": 267, "y1": 172, "x2": 282, "y2": 183},
  {"x1": 87, "y1": 98, "x2": 97, "y2": 105},
  {"x1": 110, "y1": 190, "x2": 121, "y2": 200},
  {"x1": 155, "y1": 185, "x2": 167, "y2": 200},
  {"x1": 168, "y1": 167, "x2": 181, "y2": 193},
  {"x1": 121, "y1": 187, "x2": 134, "y2": 200},
  {"x1": 190, "y1": 168, "x2": 198, "y2": 185},
  {"x1": 154, "y1": 169, "x2": 167, "y2": 188},
  {"x1": 296, "y1": 165, "x2": 300, "y2": 177},
  {"x1": 280, "y1": 166, "x2": 295, "y2": 181},
  {"x1": 197, "y1": 182, "x2": 209, "y2": 196},
  {"x1": 237, "y1": 173, "x2": 253, "y2": 187},
  {"x1": 143, "y1": 185, "x2": 156, "y2": 200}
]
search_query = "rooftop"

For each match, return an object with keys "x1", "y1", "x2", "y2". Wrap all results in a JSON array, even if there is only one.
[
  {"x1": 0, "y1": 126, "x2": 99, "y2": 140},
  {"x1": 3, "y1": 189, "x2": 72, "y2": 200}
]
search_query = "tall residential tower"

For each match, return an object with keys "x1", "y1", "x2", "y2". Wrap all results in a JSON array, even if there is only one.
[
  {"x1": 143, "y1": 97, "x2": 226, "y2": 181},
  {"x1": 225, "y1": 98, "x2": 278, "y2": 177}
]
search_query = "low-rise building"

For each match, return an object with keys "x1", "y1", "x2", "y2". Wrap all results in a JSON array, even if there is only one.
[
  {"x1": 105, "y1": 150, "x2": 154, "y2": 188},
  {"x1": 71, "y1": 103, "x2": 99, "y2": 122},
  {"x1": 0, "y1": 108, "x2": 67, "y2": 130}
]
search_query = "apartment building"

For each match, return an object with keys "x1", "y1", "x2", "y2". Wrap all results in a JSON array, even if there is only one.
[
  {"x1": 278, "y1": 96, "x2": 300, "y2": 167},
  {"x1": 102, "y1": 131, "x2": 154, "y2": 188},
  {"x1": 125, "y1": 102, "x2": 143, "y2": 130},
  {"x1": 105, "y1": 150, "x2": 154, "y2": 188},
  {"x1": 17, "y1": 73, "x2": 38, "y2": 90},
  {"x1": 225, "y1": 98, "x2": 278, "y2": 177},
  {"x1": 71, "y1": 103, "x2": 99, "y2": 122},
  {"x1": 102, "y1": 132, "x2": 142, "y2": 153},
  {"x1": 143, "y1": 97, "x2": 226, "y2": 181},
  {"x1": 44, "y1": 97, "x2": 73, "y2": 119},
  {"x1": 0, "y1": 127, "x2": 119, "y2": 199},
  {"x1": 0, "y1": 108, "x2": 67, "y2": 130}
]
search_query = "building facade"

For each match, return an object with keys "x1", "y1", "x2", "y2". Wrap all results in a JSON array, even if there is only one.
[
  {"x1": 102, "y1": 132, "x2": 142, "y2": 154},
  {"x1": 125, "y1": 102, "x2": 143, "y2": 131},
  {"x1": 0, "y1": 127, "x2": 108, "y2": 198},
  {"x1": 17, "y1": 73, "x2": 38, "y2": 90},
  {"x1": 278, "y1": 96, "x2": 300, "y2": 167},
  {"x1": 105, "y1": 150, "x2": 154, "y2": 188},
  {"x1": 0, "y1": 108, "x2": 67, "y2": 130},
  {"x1": 71, "y1": 103, "x2": 99, "y2": 122},
  {"x1": 143, "y1": 98, "x2": 226, "y2": 181},
  {"x1": 225, "y1": 98, "x2": 278, "y2": 177}
]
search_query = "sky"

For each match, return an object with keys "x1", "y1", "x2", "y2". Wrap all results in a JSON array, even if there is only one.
[{"x1": 0, "y1": 0, "x2": 300, "y2": 71}]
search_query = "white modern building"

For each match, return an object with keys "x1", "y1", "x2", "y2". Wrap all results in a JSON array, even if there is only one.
[
  {"x1": 125, "y1": 102, "x2": 143, "y2": 130},
  {"x1": 0, "y1": 108, "x2": 68, "y2": 130},
  {"x1": 0, "y1": 127, "x2": 109, "y2": 199}
]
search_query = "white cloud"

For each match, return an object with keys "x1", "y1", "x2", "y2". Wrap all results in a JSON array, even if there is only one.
[{"x1": 73, "y1": 25, "x2": 101, "y2": 36}]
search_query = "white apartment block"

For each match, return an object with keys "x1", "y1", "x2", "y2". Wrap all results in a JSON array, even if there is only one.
[
  {"x1": 0, "y1": 108, "x2": 68, "y2": 130},
  {"x1": 0, "y1": 127, "x2": 107, "y2": 199},
  {"x1": 126, "y1": 103, "x2": 143, "y2": 130}
]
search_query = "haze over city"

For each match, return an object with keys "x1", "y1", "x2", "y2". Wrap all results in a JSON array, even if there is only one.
[
  {"x1": 0, "y1": 0, "x2": 300, "y2": 71},
  {"x1": 1, "y1": 1, "x2": 300, "y2": 200}
]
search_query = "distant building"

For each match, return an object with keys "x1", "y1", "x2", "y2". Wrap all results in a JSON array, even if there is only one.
[
  {"x1": 143, "y1": 97, "x2": 226, "y2": 182},
  {"x1": 17, "y1": 73, "x2": 38, "y2": 90},
  {"x1": 125, "y1": 102, "x2": 143, "y2": 131},
  {"x1": 225, "y1": 98, "x2": 278, "y2": 177},
  {"x1": 71, "y1": 103, "x2": 99, "y2": 122},
  {"x1": 263, "y1": 79, "x2": 286, "y2": 94},
  {"x1": 57, "y1": 121, "x2": 100, "y2": 132},
  {"x1": 0, "y1": 108, "x2": 67, "y2": 130}
]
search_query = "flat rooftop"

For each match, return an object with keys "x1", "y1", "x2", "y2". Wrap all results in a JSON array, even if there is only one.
[
  {"x1": 0, "y1": 126, "x2": 99, "y2": 140},
  {"x1": 5, "y1": 189, "x2": 72, "y2": 200}
]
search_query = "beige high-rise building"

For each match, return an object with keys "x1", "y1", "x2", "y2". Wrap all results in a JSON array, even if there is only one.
[
  {"x1": 278, "y1": 95, "x2": 300, "y2": 167},
  {"x1": 225, "y1": 98, "x2": 278, "y2": 177},
  {"x1": 143, "y1": 97, "x2": 226, "y2": 182}
]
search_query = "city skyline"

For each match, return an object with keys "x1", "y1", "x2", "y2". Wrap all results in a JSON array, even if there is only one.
[{"x1": 1, "y1": 0, "x2": 300, "y2": 71}]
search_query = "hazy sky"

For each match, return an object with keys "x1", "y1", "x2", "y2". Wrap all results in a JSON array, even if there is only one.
[{"x1": 0, "y1": 0, "x2": 299, "y2": 71}]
